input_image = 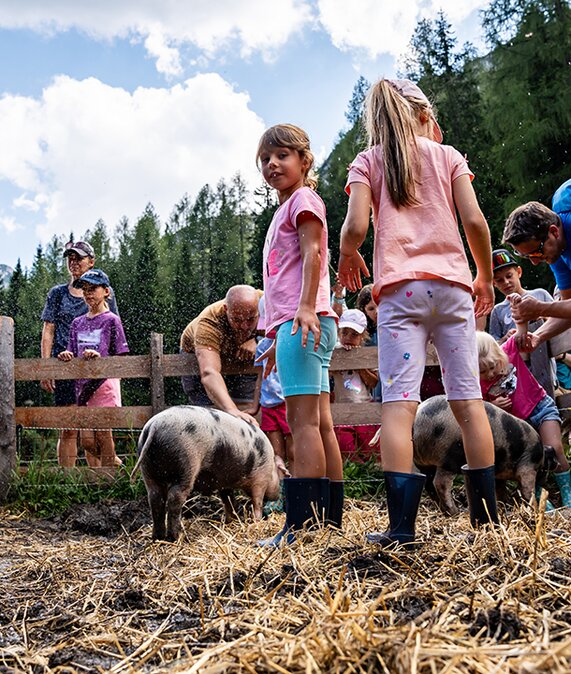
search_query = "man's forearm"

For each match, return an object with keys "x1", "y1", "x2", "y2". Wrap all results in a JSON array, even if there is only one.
[
  {"x1": 534, "y1": 315, "x2": 571, "y2": 343},
  {"x1": 201, "y1": 370, "x2": 240, "y2": 413}
]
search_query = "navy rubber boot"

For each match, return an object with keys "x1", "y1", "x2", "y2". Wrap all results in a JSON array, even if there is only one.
[
  {"x1": 257, "y1": 477, "x2": 330, "y2": 547},
  {"x1": 327, "y1": 480, "x2": 344, "y2": 529},
  {"x1": 461, "y1": 464, "x2": 499, "y2": 526},
  {"x1": 366, "y1": 471, "x2": 426, "y2": 547}
]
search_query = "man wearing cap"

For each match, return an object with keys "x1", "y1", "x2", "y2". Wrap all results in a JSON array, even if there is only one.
[
  {"x1": 40, "y1": 241, "x2": 119, "y2": 467},
  {"x1": 489, "y1": 248, "x2": 555, "y2": 396},
  {"x1": 502, "y1": 179, "x2": 571, "y2": 350},
  {"x1": 180, "y1": 285, "x2": 263, "y2": 425}
]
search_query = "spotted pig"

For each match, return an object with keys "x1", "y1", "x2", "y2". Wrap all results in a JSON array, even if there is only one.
[
  {"x1": 132, "y1": 406, "x2": 288, "y2": 541},
  {"x1": 413, "y1": 395, "x2": 547, "y2": 515}
]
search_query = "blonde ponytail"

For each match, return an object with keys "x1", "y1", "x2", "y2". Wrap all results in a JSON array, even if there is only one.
[{"x1": 364, "y1": 80, "x2": 425, "y2": 208}]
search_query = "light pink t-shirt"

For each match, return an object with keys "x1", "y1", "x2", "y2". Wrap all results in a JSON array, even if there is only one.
[
  {"x1": 263, "y1": 186, "x2": 337, "y2": 336},
  {"x1": 346, "y1": 137, "x2": 474, "y2": 301}
]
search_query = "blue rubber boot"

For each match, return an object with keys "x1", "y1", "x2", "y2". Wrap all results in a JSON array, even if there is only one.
[
  {"x1": 535, "y1": 486, "x2": 556, "y2": 512},
  {"x1": 554, "y1": 470, "x2": 571, "y2": 508},
  {"x1": 366, "y1": 471, "x2": 426, "y2": 547},
  {"x1": 257, "y1": 477, "x2": 330, "y2": 547},
  {"x1": 462, "y1": 464, "x2": 499, "y2": 526}
]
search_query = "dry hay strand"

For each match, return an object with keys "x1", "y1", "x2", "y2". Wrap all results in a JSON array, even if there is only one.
[{"x1": 0, "y1": 493, "x2": 570, "y2": 673}]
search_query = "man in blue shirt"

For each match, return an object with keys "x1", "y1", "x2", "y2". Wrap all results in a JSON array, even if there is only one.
[{"x1": 502, "y1": 179, "x2": 571, "y2": 351}]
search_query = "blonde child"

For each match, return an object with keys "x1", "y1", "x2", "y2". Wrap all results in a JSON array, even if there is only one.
[
  {"x1": 256, "y1": 124, "x2": 343, "y2": 546},
  {"x1": 58, "y1": 269, "x2": 129, "y2": 467},
  {"x1": 339, "y1": 78, "x2": 497, "y2": 547},
  {"x1": 332, "y1": 308, "x2": 380, "y2": 461},
  {"x1": 477, "y1": 331, "x2": 571, "y2": 507}
]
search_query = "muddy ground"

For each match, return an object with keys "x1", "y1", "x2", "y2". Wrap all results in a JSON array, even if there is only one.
[{"x1": 1, "y1": 495, "x2": 571, "y2": 673}]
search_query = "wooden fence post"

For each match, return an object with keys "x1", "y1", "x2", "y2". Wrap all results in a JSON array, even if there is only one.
[
  {"x1": 150, "y1": 332, "x2": 165, "y2": 416},
  {"x1": 0, "y1": 317, "x2": 16, "y2": 501}
]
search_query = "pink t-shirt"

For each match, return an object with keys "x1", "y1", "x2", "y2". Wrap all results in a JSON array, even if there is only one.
[
  {"x1": 480, "y1": 336, "x2": 545, "y2": 419},
  {"x1": 263, "y1": 186, "x2": 337, "y2": 336},
  {"x1": 346, "y1": 137, "x2": 474, "y2": 300}
]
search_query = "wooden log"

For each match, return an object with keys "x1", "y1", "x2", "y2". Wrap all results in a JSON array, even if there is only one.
[
  {"x1": 15, "y1": 354, "x2": 151, "y2": 381},
  {"x1": 15, "y1": 405, "x2": 153, "y2": 430},
  {"x1": 150, "y1": 332, "x2": 165, "y2": 415},
  {"x1": 0, "y1": 317, "x2": 16, "y2": 501},
  {"x1": 330, "y1": 402, "x2": 382, "y2": 426},
  {"x1": 548, "y1": 328, "x2": 571, "y2": 358}
]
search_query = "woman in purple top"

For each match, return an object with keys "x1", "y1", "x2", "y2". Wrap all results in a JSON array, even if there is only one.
[{"x1": 59, "y1": 269, "x2": 129, "y2": 467}]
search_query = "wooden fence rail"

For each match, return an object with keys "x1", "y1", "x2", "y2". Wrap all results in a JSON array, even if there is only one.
[{"x1": 4, "y1": 314, "x2": 571, "y2": 500}]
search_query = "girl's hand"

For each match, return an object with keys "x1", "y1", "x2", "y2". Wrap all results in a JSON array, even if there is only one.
[
  {"x1": 472, "y1": 274, "x2": 494, "y2": 318},
  {"x1": 57, "y1": 351, "x2": 73, "y2": 362},
  {"x1": 82, "y1": 349, "x2": 101, "y2": 359},
  {"x1": 254, "y1": 341, "x2": 276, "y2": 379},
  {"x1": 338, "y1": 252, "x2": 370, "y2": 291},
  {"x1": 491, "y1": 395, "x2": 512, "y2": 412},
  {"x1": 292, "y1": 306, "x2": 321, "y2": 351}
]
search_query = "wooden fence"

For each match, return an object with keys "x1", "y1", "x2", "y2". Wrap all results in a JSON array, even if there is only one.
[{"x1": 0, "y1": 316, "x2": 381, "y2": 499}]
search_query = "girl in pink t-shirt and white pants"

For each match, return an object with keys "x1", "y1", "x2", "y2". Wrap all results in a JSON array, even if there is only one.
[
  {"x1": 339, "y1": 78, "x2": 497, "y2": 547},
  {"x1": 256, "y1": 124, "x2": 343, "y2": 547}
]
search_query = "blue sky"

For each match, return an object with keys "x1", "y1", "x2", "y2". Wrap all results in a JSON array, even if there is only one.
[{"x1": 0, "y1": 0, "x2": 490, "y2": 271}]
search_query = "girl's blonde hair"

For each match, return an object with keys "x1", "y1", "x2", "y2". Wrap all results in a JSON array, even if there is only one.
[
  {"x1": 364, "y1": 79, "x2": 433, "y2": 208},
  {"x1": 476, "y1": 331, "x2": 509, "y2": 373},
  {"x1": 256, "y1": 124, "x2": 318, "y2": 190}
]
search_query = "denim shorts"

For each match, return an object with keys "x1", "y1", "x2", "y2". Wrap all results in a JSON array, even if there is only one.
[{"x1": 527, "y1": 394, "x2": 561, "y2": 430}]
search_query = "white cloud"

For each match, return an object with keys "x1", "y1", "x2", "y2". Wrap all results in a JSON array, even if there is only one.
[
  {"x1": 0, "y1": 74, "x2": 266, "y2": 245},
  {"x1": 0, "y1": 215, "x2": 22, "y2": 233},
  {"x1": 0, "y1": 1, "x2": 313, "y2": 74},
  {"x1": 317, "y1": 0, "x2": 490, "y2": 59}
]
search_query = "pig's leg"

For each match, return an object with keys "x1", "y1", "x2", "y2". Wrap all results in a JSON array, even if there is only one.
[
  {"x1": 147, "y1": 481, "x2": 168, "y2": 541},
  {"x1": 515, "y1": 465, "x2": 537, "y2": 504},
  {"x1": 166, "y1": 485, "x2": 191, "y2": 542},
  {"x1": 220, "y1": 490, "x2": 237, "y2": 522},
  {"x1": 433, "y1": 468, "x2": 459, "y2": 516},
  {"x1": 249, "y1": 484, "x2": 266, "y2": 521}
]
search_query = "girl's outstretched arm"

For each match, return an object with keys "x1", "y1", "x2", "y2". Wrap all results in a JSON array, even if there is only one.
[
  {"x1": 339, "y1": 183, "x2": 372, "y2": 291},
  {"x1": 452, "y1": 174, "x2": 494, "y2": 318},
  {"x1": 294, "y1": 212, "x2": 323, "y2": 350}
]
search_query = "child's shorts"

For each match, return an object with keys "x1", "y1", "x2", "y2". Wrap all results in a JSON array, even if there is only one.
[
  {"x1": 378, "y1": 279, "x2": 482, "y2": 403},
  {"x1": 335, "y1": 424, "x2": 380, "y2": 463},
  {"x1": 527, "y1": 394, "x2": 561, "y2": 429},
  {"x1": 275, "y1": 316, "x2": 337, "y2": 397},
  {"x1": 85, "y1": 379, "x2": 122, "y2": 407},
  {"x1": 261, "y1": 402, "x2": 291, "y2": 435}
]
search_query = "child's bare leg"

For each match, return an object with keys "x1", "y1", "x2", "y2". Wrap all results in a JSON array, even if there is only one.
[
  {"x1": 97, "y1": 430, "x2": 117, "y2": 467},
  {"x1": 286, "y1": 394, "x2": 325, "y2": 477},
  {"x1": 80, "y1": 430, "x2": 101, "y2": 467},
  {"x1": 448, "y1": 399, "x2": 494, "y2": 468},
  {"x1": 267, "y1": 430, "x2": 287, "y2": 463},
  {"x1": 285, "y1": 434, "x2": 294, "y2": 475},
  {"x1": 57, "y1": 428, "x2": 78, "y2": 467},
  {"x1": 319, "y1": 391, "x2": 343, "y2": 480},
  {"x1": 539, "y1": 420, "x2": 570, "y2": 472},
  {"x1": 379, "y1": 401, "x2": 418, "y2": 473}
]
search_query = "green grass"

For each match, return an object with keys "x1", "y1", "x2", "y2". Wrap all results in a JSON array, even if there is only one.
[
  {"x1": 343, "y1": 457, "x2": 385, "y2": 499},
  {"x1": 5, "y1": 455, "x2": 147, "y2": 518}
]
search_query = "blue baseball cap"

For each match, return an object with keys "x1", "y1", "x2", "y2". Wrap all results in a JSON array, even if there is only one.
[{"x1": 73, "y1": 268, "x2": 110, "y2": 288}]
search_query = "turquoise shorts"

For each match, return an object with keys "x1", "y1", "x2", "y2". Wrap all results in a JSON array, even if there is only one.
[{"x1": 275, "y1": 316, "x2": 337, "y2": 397}]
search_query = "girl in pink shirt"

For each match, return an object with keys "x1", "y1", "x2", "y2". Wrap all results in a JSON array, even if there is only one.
[
  {"x1": 339, "y1": 78, "x2": 497, "y2": 547},
  {"x1": 256, "y1": 124, "x2": 342, "y2": 546}
]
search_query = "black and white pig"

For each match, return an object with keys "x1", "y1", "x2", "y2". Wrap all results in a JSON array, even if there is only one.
[
  {"x1": 132, "y1": 406, "x2": 288, "y2": 541},
  {"x1": 412, "y1": 395, "x2": 549, "y2": 516}
]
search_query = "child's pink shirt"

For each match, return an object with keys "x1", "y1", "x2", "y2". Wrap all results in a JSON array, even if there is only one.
[
  {"x1": 480, "y1": 336, "x2": 545, "y2": 419},
  {"x1": 263, "y1": 186, "x2": 337, "y2": 337},
  {"x1": 346, "y1": 137, "x2": 474, "y2": 301}
]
